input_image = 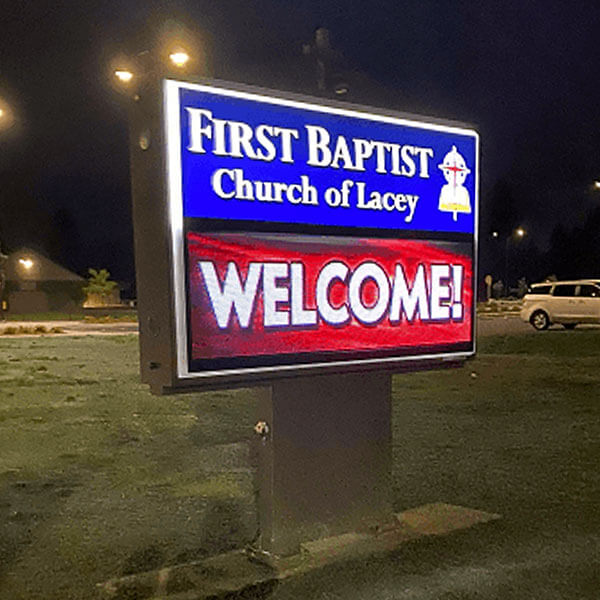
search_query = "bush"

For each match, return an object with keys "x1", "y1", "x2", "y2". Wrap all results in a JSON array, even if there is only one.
[{"x1": 83, "y1": 269, "x2": 118, "y2": 297}]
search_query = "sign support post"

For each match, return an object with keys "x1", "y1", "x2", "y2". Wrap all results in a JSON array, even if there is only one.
[{"x1": 255, "y1": 372, "x2": 392, "y2": 556}]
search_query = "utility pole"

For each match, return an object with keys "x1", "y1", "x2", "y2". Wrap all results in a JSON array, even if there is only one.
[
  {"x1": 303, "y1": 27, "x2": 349, "y2": 96},
  {"x1": 0, "y1": 242, "x2": 7, "y2": 319}
]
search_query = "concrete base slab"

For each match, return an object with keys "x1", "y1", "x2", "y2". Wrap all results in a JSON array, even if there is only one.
[
  {"x1": 97, "y1": 503, "x2": 500, "y2": 600},
  {"x1": 397, "y1": 503, "x2": 501, "y2": 536}
]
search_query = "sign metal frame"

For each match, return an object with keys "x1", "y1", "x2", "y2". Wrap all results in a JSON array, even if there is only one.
[{"x1": 132, "y1": 76, "x2": 479, "y2": 394}]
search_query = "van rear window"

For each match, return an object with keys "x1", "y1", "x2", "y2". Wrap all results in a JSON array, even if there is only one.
[{"x1": 579, "y1": 285, "x2": 600, "y2": 298}]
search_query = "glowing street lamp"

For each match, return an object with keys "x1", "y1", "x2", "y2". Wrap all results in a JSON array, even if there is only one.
[
  {"x1": 168, "y1": 51, "x2": 190, "y2": 68},
  {"x1": 594, "y1": 181, "x2": 600, "y2": 190},
  {"x1": 114, "y1": 69, "x2": 134, "y2": 83},
  {"x1": 113, "y1": 47, "x2": 192, "y2": 94},
  {"x1": 19, "y1": 258, "x2": 34, "y2": 270}
]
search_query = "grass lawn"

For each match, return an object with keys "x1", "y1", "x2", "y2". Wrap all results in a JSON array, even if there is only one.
[
  {"x1": 0, "y1": 331, "x2": 599, "y2": 599},
  {"x1": 2, "y1": 312, "x2": 83, "y2": 321}
]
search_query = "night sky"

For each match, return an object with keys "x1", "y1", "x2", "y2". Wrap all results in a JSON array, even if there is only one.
[{"x1": 1, "y1": 1, "x2": 600, "y2": 285}]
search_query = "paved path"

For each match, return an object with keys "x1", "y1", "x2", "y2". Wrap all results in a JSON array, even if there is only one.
[
  {"x1": 2, "y1": 315, "x2": 598, "y2": 338},
  {"x1": 0, "y1": 320, "x2": 139, "y2": 337},
  {"x1": 478, "y1": 313, "x2": 600, "y2": 336},
  {"x1": 477, "y1": 313, "x2": 530, "y2": 336}
]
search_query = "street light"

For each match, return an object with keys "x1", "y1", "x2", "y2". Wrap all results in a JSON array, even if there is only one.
[
  {"x1": 504, "y1": 227, "x2": 526, "y2": 295},
  {"x1": 113, "y1": 47, "x2": 192, "y2": 94},
  {"x1": 168, "y1": 51, "x2": 190, "y2": 68},
  {"x1": 114, "y1": 70, "x2": 134, "y2": 83},
  {"x1": 19, "y1": 258, "x2": 34, "y2": 270}
]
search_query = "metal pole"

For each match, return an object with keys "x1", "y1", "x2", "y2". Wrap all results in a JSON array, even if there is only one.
[
  {"x1": 303, "y1": 28, "x2": 349, "y2": 97},
  {"x1": 504, "y1": 236, "x2": 510, "y2": 297},
  {"x1": 0, "y1": 245, "x2": 7, "y2": 320}
]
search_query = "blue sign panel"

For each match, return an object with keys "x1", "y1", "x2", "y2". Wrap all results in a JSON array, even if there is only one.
[{"x1": 165, "y1": 80, "x2": 478, "y2": 234}]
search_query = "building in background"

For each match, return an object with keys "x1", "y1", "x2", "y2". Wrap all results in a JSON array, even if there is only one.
[{"x1": 3, "y1": 247, "x2": 85, "y2": 314}]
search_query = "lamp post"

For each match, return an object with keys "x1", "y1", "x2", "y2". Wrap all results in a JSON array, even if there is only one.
[
  {"x1": 0, "y1": 245, "x2": 7, "y2": 320},
  {"x1": 503, "y1": 227, "x2": 526, "y2": 296},
  {"x1": 0, "y1": 102, "x2": 15, "y2": 318},
  {"x1": 303, "y1": 27, "x2": 349, "y2": 97}
]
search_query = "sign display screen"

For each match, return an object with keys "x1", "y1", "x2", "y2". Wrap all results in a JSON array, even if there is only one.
[
  {"x1": 164, "y1": 80, "x2": 478, "y2": 382},
  {"x1": 187, "y1": 232, "x2": 472, "y2": 367}
]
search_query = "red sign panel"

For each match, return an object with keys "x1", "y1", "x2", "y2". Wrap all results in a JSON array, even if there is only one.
[{"x1": 187, "y1": 232, "x2": 472, "y2": 364}]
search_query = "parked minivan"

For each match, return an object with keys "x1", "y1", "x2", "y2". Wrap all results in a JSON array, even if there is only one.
[{"x1": 520, "y1": 279, "x2": 600, "y2": 330}]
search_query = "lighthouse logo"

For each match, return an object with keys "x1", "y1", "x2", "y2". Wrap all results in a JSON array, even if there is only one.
[{"x1": 438, "y1": 146, "x2": 472, "y2": 221}]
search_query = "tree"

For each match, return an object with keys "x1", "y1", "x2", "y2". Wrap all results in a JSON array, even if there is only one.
[
  {"x1": 580, "y1": 206, "x2": 600, "y2": 277},
  {"x1": 546, "y1": 224, "x2": 577, "y2": 280},
  {"x1": 544, "y1": 206, "x2": 600, "y2": 280},
  {"x1": 479, "y1": 179, "x2": 524, "y2": 285},
  {"x1": 83, "y1": 268, "x2": 117, "y2": 298}
]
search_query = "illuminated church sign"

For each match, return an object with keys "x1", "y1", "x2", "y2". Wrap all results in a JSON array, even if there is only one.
[{"x1": 161, "y1": 79, "x2": 478, "y2": 384}]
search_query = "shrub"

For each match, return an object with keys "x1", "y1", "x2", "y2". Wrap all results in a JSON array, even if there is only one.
[{"x1": 83, "y1": 269, "x2": 118, "y2": 297}]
